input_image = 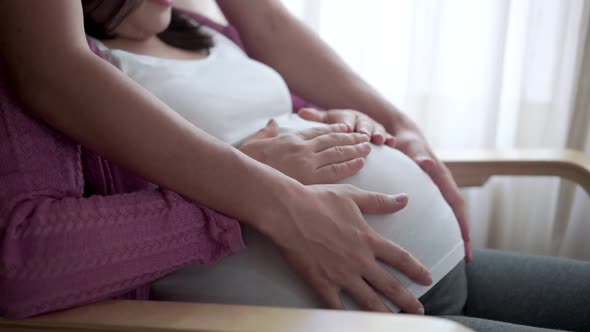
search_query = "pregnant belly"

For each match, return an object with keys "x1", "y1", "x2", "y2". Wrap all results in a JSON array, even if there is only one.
[
  {"x1": 150, "y1": 113, "x2": 464, "y2": 312},
  {"x1": 274, "y1": 113, "x2": 465, "y2": 303}
]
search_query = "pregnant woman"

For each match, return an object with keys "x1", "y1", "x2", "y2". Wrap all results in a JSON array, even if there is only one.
[
  {"x1": 1, "y1": 0, "x2": 589, "y2": 331},
  {"x1": 89, "y1": 8, "x2": 464, "y2": 312}
]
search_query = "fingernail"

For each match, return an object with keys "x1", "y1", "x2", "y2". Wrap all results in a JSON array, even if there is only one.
[
  {"x1": 373, "y1": 134, "x2": 384, "y2": 144},
  {"x1": 386, "y1": 139, "x2": 396, "y2": 148},
  {"x1": 393, "y1": 194, "x2": 408, "y2": 204},
  {"x1": 357, "y1": 133, "x2": 370, "y2": 141},
  {"x1": 354, "y1": 158, "x2": 366, "y2": 168},
  {"x1": 415, "y1": 155, "x2": 430, "y2": 162},
  {"x1": 415, "y1": 156, "x2": 435, "y2": 169},
  {"x1": 417, "y1": 306, "x2": 425, "y2": 315}
]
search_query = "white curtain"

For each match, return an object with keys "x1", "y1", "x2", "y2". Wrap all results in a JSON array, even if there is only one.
[
  {"x1": 281, "y1": 0, "x2": 590, "y2": 259},
  {"x1": 179, "y1": 0, "x2": 590, "y2": 259}
]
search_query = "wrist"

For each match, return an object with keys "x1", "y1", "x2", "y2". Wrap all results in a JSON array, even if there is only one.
[
  {"x1": 353, "y1": 95, "x2": 406, "y2": 133},
  {"x1": 245, "y1": 171, "x2": 308, "y2": 239},
  {"x1": 377, "y1": 105, "x2": 407, "y2": 133}
]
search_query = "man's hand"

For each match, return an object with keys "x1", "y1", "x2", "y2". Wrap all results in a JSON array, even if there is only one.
[
  {"x1": 298, "y1": 108, "x2": 396, "y2": 146},
  {"x1": 269, "y1": 183, "x2": 431, "y2": 314},
  {"x1": 390, "y1": 116, "x2": 472, "y2": 261}
]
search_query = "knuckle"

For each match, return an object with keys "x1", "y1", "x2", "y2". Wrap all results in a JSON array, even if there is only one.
[
  {"x1": 398, "y1": 250, "x2": 412, "y2": 268},
  {"x1": 365, "y1": 231, "x2": 381, "y2": 248},
  {"x1": 399, "y1": 293, "x2": 420, "y2": 312},
  {"x1": 354, "y1": 141, "x2": 371, "y2": 153},
  {"x1": 342, "y1": 183, "x2": 357, "y2": 193},
  {"x1": 288, "y1": 141, "x2": 306, "y2": 153},
  {"x1": 312, "y1": 274, "x2": 334, "y2": 290},
  {"x1": 399, "y1": 249, "x2": 411, "y2": 263},
  {"x1": 329, "y1": 133, "x2": 347, "y2": 144},
  {"x1": 334, "y1": 146, "x2": 345, "y2": 159},
  {"x1": 348, "y1": 250, "x2": 368, "y2": 267},
  {"x1": 309, "y1": 127, "x2": 333, "y2": 137},
  {"x1": 345, "y1": 160, "x2": 360, "y2": 174},
  {"x1": 329, "y1": 163, "x2": 339, "y2": 176},
  {"x1": 363, "y1": 295, "x2": 384, "y2": 311},
  {"x1": 310, "y1": 127, "x2": 324, "y2": 137},
  {"x1": 354, "y1": 133, "x2": 367, "y2": 141},
  {"x1": 322, "y1": 294, "x2": 344, "y2": 310},
  {"x1": 329, "y1": 267, "x2": 352, "y2": 285},
  {"x1": 279, "y1": 135, "x2": 294, "y2": 144},
  {"x1": 302, "y1": 156, "x2": 314, "y2": 167},
  {"x1": 316, "y1": 265, "x2": 339, "y2": 284},
  {"x1": 355, "y1": 143, "x2": 368, "y2": 153},
  {"x1": 374, "y1": 192, "x2": 387, "y2": 208},
  {"x1": 383, "y1": 279, "x2": 403, "y2": 298},
  {"x1": 359, "y1": 231, "x2": 373, "y2": 247}
]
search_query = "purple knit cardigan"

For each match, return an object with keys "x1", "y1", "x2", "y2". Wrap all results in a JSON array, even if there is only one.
[{"x1": 0, "y1": 11, "x2": 316, "y2": 319}]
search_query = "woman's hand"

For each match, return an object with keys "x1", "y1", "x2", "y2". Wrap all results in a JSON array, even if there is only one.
[
  {"x1": 238, "y1": 119, "x2": 372, "y2": 184},
  {"x1": 298, "y1": 108, "x2": 472, "y2": 262},
  {"x1": 297, "y1": 108, "x2": 396, "y2": 146},
  {"x1": 260, "y1": 183, "x2": 432, "y2": 314}
]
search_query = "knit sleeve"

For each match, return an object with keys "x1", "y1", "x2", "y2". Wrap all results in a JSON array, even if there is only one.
[{"x1": 0, "y1": 75, "x2": 245, "y2": 319}]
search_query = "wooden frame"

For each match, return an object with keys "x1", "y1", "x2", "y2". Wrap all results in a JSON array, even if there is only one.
[
  {"x1": 2, "y1": 148, "x2": 589, "y2": 332},
  {"x1": 0, "y1": 300, "x2": 471, "y2": 332},
  {"x1": 441, "y1": 149, "x2": 590, "y2": 194}
]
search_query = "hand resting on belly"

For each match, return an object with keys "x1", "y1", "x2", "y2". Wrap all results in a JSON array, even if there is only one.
[{"x1": 156, "y1": 114, "x2": 464, "y2": 312}]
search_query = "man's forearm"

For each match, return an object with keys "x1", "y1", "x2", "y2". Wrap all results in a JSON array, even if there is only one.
[
  {"x1": 8, "y1": 51, "x2": 303, "y2": 231},
  {"x1": 218, "y1": 0, "x2": 403, "y2": 131}
]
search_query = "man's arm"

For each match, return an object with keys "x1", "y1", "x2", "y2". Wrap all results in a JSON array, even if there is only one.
[
  {"x1": 216, "y1": 0, "x2": 399, "y2": 129},
  {"x1": 0, "y1": 0, "x2": 431, "y2": 314},
  {"x1": 217, "y1": 0, "x2": 471, "y2": 260}
]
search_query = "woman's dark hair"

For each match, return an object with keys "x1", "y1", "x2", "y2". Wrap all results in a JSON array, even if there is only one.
[
  {"x1": 158, "y1": 9, "x2": 214, "y2": 51},
  {"x1": 82, "y1": 0, "x2": 213, "y2": 52}
]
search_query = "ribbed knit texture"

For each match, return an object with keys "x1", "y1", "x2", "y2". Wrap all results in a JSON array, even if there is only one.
[{"x1": 0, "y1": 68, "x2": 247, "y2": 318}]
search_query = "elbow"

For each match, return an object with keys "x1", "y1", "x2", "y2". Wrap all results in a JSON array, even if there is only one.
[{"x1": 2, "y1": 48, "x2": 99, "y2": 124}]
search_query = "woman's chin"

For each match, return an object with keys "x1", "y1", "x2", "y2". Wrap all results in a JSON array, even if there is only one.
[{"x1": 151, "y1": 0, "x2": 174, "y2": 8}]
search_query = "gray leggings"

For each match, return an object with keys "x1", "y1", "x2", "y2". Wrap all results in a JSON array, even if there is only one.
[{"x1": 422, "y1": 249, "x2": 590, "y2": 331}]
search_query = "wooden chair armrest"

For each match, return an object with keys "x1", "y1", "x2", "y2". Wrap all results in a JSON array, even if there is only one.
[
  {"x1": 438, "y1": 149, "x2": 590, "y2": 195},
  {"x1": 0, "y1": 300, "x2": 472, "y2": 332}
]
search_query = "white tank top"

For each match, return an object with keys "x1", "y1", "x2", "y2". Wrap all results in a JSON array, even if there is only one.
[
  {"x1": 97, "y1": 26, "x2": 292, "y2": 146},
  {"x1": 94, "y1": 26, "x2": 463, "y2": 312}
]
